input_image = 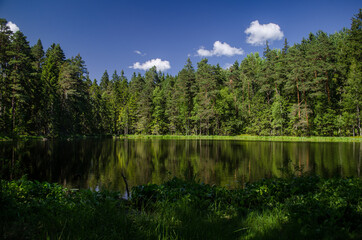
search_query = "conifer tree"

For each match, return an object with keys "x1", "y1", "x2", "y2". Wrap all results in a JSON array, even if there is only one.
[
  {"x1": 0, "y1": 19, "x2": 12, "y2": 133},
  {"x1": 40, "y1": 44, "x2": 65, "y2": 135},
  {"x1": 174, "y1": 58, "x2": 196, "y2": 134},
  {"x1": 100, "y1": 70, "x2": 110, "y2": 92},
  {"x1": 137, "y1": 67, "x2": 158, "y2": 134},
  {"x1": 7, "y1": 31, "x2": 33, "y2": 134},
  {"x1": 31, "y1": 39, "x2": 44, "y2": 72}
]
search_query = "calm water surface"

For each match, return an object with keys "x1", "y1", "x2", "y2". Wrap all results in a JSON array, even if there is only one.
[{"x1": 0, "y1": 138, "x2": 361, "y2": 192}]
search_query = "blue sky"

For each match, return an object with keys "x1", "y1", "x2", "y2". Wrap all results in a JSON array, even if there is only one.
[{"x1": 0, "y1": 0, "x2": 360, "y2": 81}]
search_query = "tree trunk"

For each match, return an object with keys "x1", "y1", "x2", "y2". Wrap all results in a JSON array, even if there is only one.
[
  {"x1": 303, "y1": 90, "x2": 309, "y2": 128},
  {"x1": 358, "y1": 142, "x2": 361, "y2": 177},
  {"x1": 275, "y1": 83, "x2": 278, "y2": 95},
  {"x1": 357, "y1": 105, "x2": 361, "y2": 136},
  {"x1": 296, "y1": 79, "x2": 301, "y2": 119},
  {"x1": 248, "y1": 82, "x2": 251, "y2": 114},
  {"x1": 234, "y1": 94, "x2": 238, "y2": 114},
  {"x1": 11, "y1": 88, "x2": 15, "y2": 134},
  {"x1": 325, "y1": 71, "x2": 331, "y2": 103}
]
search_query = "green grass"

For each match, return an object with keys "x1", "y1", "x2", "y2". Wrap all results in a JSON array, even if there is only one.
[
  {"x1": 1, "y1": 134, "x2": 361, "y2": 142},
  {"x1": 0, "y1": 135, "x2": 47, "y2": 141},
  {"x1": 1, "y1": 176, "x2": 361, "y2": 239},
  {"x1": 0, "y1": 134, "x2": 112, "y2": 141},
  {"x1": 119, "y1": 134, "x2": 362, "y2": 142}
]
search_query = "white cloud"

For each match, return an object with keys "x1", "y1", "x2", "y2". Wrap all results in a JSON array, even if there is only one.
[
  {"x1": 134, "y1": 50, "x2": 146, "y2": 56},
  {"x1": 244, "y1": 20, "x2": 284, "y2": 46},
  {"x1": 6, "y1": 21, "x2": 20, "y2": 33},
  {"x1": 223, "y1": 63, "x2": 233, "y2": 69},
  {"x1": 197, "y1": 41, "x2": 244, "y2": 57},
  {"x1": 197, "y1": 47, "x2": 213, "y2": 57},
  {"x1": 129, "y1": 58, "x2": 171, "y2": 71}
]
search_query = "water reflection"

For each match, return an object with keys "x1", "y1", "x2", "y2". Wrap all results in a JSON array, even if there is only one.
[{"x1": 0, "y1": 138, "x2": 361, "y2": 193}]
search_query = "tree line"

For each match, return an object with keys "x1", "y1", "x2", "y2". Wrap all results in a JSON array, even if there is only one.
[{"x1": 0, "y1": 10, "x2": 361, "y2": 137}]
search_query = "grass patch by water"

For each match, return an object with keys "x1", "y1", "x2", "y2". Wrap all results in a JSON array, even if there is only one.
[
  {"x1": 0, "y1": 134, "x2": 113, "y2": 142},
  {"x1": 1, "y1": 175, "x2": 361, "y2": 239},
  {"x1": 1, "y1": 134, "x2": 361, "y2": 142},
  {"x1": 119, "y1": 134, "x2": 362, "y2": 142}
]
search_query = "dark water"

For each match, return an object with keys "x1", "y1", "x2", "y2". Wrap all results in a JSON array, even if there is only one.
[{"x1": 0, "y1": 138, "x2": 361, "y2": 192}]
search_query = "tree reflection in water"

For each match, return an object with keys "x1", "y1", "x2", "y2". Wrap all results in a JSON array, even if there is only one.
[{"x1": 0, "y1": 138, "x2": 360, "y2": 193}]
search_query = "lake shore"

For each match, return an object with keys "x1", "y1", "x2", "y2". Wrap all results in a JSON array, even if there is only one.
[
  {"x1": 1, "y1": 176, "x2": 361, "y2": 239},
  {"x1": 2, "y1": 134, "x2": 362, "y2": 142},
  {"x1": 118, "y1": 134, "x2": 362, "y2": 142}
]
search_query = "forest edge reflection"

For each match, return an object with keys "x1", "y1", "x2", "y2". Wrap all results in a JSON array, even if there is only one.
[{"x1": 0, "y1": 138, "x2": 361, "y2": 194}]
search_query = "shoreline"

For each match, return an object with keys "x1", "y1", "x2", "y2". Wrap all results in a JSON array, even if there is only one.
[
  {"x1": 1, "y1": 134, "x2": 362, "y2": 142},
  {"x1": 118, "y1": 134, "x2": 362, "y2": 142}
]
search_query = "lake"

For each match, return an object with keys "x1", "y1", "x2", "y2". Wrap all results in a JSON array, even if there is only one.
[{"x1": 0, "y1": 138, "x2": 361, "y2": 193}]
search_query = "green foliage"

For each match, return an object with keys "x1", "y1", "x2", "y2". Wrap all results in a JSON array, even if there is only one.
[
  {"x1": 0, "y1": 177, "x2": 135, "y2": 239},
  {"x1": 2, "y1": 176, "x2": 360, "y2": 239},
  {"x1": 0, "y1": 10, "x2": 362, "y2": 137},
  {"x1": 271, "y1": 94, "x2": 287, "y2": 135}
]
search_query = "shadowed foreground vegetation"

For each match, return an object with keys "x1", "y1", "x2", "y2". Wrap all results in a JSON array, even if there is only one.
[{"x1": 1, "y1": 176, "x2": 361, "y2": 239}]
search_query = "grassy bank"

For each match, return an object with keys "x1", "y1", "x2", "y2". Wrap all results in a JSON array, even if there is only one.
[
  {"x1": 0, "y1": 135, "x2": 45, "y2": 141},
  {"x1": 119, "y1": 134, "x2": 362, "y2": 142},
  {"x1": 1, "y1": 176, "x2": 361, "y2": 239},
  {"x1": 1, "y1": 134, "x2": 361, "y2": 142},
  {"x1": 0, "y1": 134, "x2": 112, "y2": 142}
]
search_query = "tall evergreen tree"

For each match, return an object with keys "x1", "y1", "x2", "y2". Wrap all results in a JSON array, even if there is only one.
[
  {"x1": 174, "y1": 58, "x2": 196, "y2": 134},
  {"x1": 137, "y1": 67, "x2": 158, "y2": 134},
  {"x1": 7, "y1": 31, "x2": 33, "y2": 134},
  {"x1": 41, "y1": 43, "x2": 65, "y2": 135},
  {"x1": 342, "y1": 9, "x2": 362, "y2": 136},
  {"x1": 193, "y1": 59, "x2": 220, "y2": 135},
  {"x1": 0, "y1": 19, "x2": 12, "y2": 133},
  {"x1": 31, "y1": 39, "x2": 44, "y2": 72},
  {"x1": 100, "y1": 70, "x2": 110, "y2": 92}
]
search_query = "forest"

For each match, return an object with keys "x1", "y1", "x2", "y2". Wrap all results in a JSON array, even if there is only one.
[{"x1": 0, "y1": 10, "x2": 361, "y2": 137}]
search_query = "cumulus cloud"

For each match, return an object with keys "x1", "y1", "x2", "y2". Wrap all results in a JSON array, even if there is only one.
[
  {"x1": 6, "y1": 21, "x2": 20, "y2": 33},
  {"x1": 223, "y1": 63, "x2": 233, "y2": 69},
  {"x1": 129, "y1": 58, "x2": 171, "y2": 71},
  {"x1": 134, "y1": 50, "x2": 146, "y2": 56},
  {"x1": 197, "y1": 41, "x2": 244, "y2": 57},
  {"x1": 244, "y1": 20, "x2": 284, "y2": 46}
]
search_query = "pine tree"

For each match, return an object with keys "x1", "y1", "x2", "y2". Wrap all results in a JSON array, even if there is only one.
[
  {"x1": 284, "y1": 41, "x2": 311, "y2": 135},
  {"x1": 342, "y1": 60, "x2": 362, "y2": 136},
  {"x1": 7, "y1": 31, "x2": 33, "y2": 134},
  {"x1": 341, "y1": 9, "x2": 362, "y2": 136},
  {"x1": 58, "y1": 54, "x2": 89, "y2": 133},
  {"x1": 0, "y1": 19, "x2": 12, "y2": 133}
]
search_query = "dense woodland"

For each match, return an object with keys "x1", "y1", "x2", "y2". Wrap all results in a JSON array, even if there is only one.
[{"x1": 0, "y1": 10, "x2": 361, "y2": 137}]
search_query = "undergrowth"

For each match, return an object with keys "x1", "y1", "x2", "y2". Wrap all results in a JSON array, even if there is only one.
[{"x1": 1, "y1": 175, "x2": 361, "y2": 239}]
